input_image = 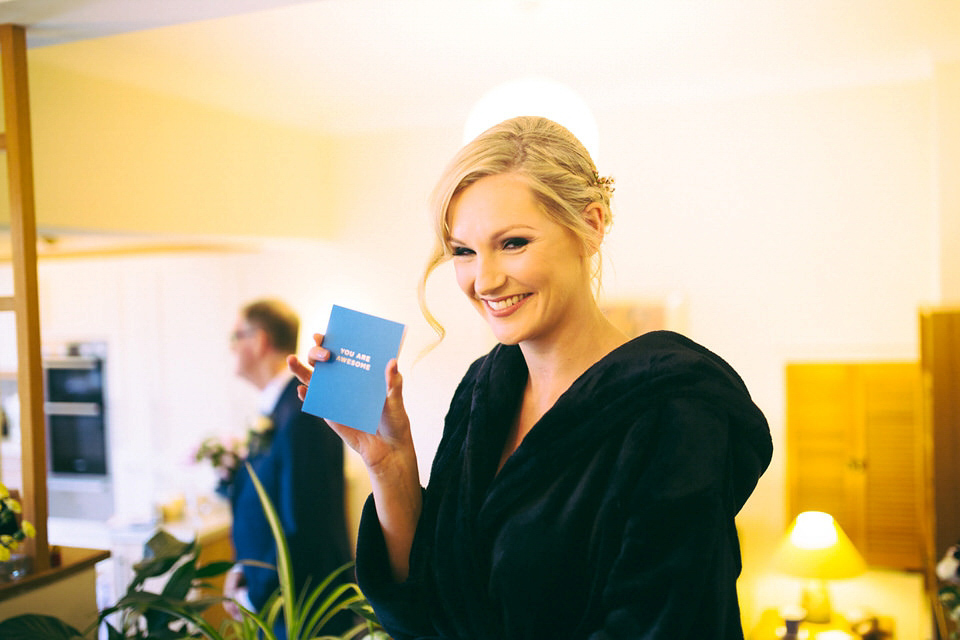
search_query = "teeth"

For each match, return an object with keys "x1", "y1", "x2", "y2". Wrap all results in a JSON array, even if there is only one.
[{"x1": 486, "y1": 294, "x2": 526, "y2": 311}]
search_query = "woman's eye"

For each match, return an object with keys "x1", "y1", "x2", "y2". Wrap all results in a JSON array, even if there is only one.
[
  {"x1": 502, "y1": 237, "x2": 529, "y2": 250},
  {"x1": 451, "y1": 246, "x2": 474, "y2": 257}
]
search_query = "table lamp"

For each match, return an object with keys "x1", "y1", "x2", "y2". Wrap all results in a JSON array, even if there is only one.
[{"x1": 773, "y1": 511, "x2": 866, "y2": 623}]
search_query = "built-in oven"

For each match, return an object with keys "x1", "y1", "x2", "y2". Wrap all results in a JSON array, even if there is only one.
[
  {"x1": 45, "y1": 355, "x2": 108, "y2": 475},
  {"x1": 44, "y1": 342, "x2": 114, "y2": 520}
]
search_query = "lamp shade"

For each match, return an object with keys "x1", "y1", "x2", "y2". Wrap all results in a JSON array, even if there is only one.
[{"x1": 773, "y1": 511, "x2": 866, "y2": 580}]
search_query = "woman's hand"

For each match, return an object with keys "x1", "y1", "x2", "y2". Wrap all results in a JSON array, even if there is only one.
[
  {"x1": 287, "y1": 334, "x2": 415, "y2": 473},
  {"x1": 288, "y1": 332, "x2": 422, "y2": 582}
]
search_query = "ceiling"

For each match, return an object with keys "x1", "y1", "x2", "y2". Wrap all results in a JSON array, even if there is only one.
[{"x1": 2, "y1": 0, "x2": 958, "y2": 136}]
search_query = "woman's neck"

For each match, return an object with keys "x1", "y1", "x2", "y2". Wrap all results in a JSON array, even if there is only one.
[
  {"x1": 497, "y1": 309, "x2": 627, "y2": 473},
  {"x1": 518, "y1": 308, "x2": 628, "y2": 414}
]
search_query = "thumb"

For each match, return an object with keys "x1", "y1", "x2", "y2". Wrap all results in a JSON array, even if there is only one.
[
  {"x1": 381, "y1": 358, "x2": 409, "y2": 428},
  {"x1": 385, "y1": 358, "x2": 404, "y2": 405}
]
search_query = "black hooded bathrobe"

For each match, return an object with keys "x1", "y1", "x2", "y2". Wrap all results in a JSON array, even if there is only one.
[{"x1": 356, "y1": 331, "x2": 773, "y2": 640}]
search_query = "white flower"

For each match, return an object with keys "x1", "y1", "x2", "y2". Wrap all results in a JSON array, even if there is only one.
[
  {"x1": 249, "y1": 415, "x2": 273, "y2": 434},
  {"x1": 938, "y1": 545, "x2": 960, "y2": 583}
]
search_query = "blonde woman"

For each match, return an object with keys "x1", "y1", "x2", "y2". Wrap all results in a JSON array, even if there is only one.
[{"x1": 290, "y1": 116, "x2": 772, "y2": 639}]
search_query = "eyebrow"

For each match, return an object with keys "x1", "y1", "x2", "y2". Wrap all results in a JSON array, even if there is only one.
[{"x1": 448, "y1": 224, "x2": 537, "y2": 246}]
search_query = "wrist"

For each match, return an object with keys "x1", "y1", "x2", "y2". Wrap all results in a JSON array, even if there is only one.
[
  {"x1": 368, "y1": 448, "x2": 420, "y2": 502},
  {"x1": 368, "y1": 450, "x2": 422, "y2": 523}
]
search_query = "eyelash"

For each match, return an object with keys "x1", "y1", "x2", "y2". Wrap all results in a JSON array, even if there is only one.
[
  {"x1": 450, "y1": 237, "x2": 530, "y2": 256},
  {"x1": 502, "y1": 237, "x2": 529, "y2": 250}
]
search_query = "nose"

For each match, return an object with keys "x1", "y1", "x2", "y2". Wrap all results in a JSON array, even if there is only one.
[{"x1": 473, "y1": 253, "x2": 506, "y2": 296}]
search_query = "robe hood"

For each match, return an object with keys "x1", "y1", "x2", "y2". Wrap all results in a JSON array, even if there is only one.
[{"x1": 470, "y1": 330, "x2": 773, "y2": 514}]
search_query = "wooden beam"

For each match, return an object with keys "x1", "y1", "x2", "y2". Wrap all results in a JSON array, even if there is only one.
[
  {"x1": 0, "y1": 296, "x2": 14, "y2": 312},
  {"x1": 1, "y1": 23, "x2": 50, "y2": 573}
]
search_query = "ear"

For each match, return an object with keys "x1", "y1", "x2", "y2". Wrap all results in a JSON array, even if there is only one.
[
  {"x1": 581, "y1": 202, "x2": 606, "y2": 256},
  {"x1": 252, "y1": 327, "x2": 270, "y2": 356}
]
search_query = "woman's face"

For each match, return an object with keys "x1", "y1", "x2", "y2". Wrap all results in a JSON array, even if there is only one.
[{"x1": 447, "y1": 173, "x2": 592, "y2": 347}]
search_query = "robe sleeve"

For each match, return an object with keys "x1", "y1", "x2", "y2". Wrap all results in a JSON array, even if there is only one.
[
  {"x1": 355, "y1": 357, "x2": 489, "y2": 639},
  {"x1": 355, "y1": 492, "x2": 441, "y2": 640},
  {"x1": 587, "y1": 396, "x2": 749, "y2": 639}
]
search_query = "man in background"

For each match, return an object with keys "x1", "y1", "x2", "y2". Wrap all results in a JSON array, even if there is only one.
[{"x1": 223, "y1": 298, "x2": 351, "y2": 633}]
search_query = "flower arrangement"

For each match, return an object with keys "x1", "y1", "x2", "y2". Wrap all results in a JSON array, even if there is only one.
[
  {"x1": 194, "y1": 435, "x2": 245, "y2": 484},
  {"x1": 194, "y1": 415, "x2": 275, "y2": 487},
  {"x1": 937, "y1": 540, "x2": 960, "y2": 637},
  {"x1": 0, "y1": 480, "x2": 36, "y2": 563}
]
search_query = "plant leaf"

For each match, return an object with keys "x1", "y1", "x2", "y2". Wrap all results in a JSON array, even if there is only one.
[
  {"x1": 144, "y1": 529, "x2": 196, "y2": 561},
  {"x1": 130, "y1": 530, "x2": 198, "y2": 587},
  {"x1": 196, "y1": 559, "x2": 236, "y2": 579},
  {"x1": 309, "y1": 591, "x2": 366, "y2": 636},
  {"x1": 161, "y1": 555, "x2": 199, "y2": 600},
  {"x1": 103, "y1": 621, "x2": 123, "y2": 640},
  {"x1": 348, "y1": 599, "x2": 383, "y2": 625},
  {"x1": 0, "y1": 614, "x2": 84, "y2": 640},
  {"x1": 245, "y1": 462, "x2": 296, "y2": 636}
]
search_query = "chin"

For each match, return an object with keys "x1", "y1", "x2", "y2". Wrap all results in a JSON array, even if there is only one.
[
  {"x1": 486, "y1": 325, "x2": 532, "y2": 346},
  {"x1": 481, "y1": 309, "x2": 540, "y2": 346}
]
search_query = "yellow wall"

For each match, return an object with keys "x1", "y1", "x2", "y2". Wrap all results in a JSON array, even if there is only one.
[{"x1": 2, "y1": 59, "x2": 338, "y2": 239}]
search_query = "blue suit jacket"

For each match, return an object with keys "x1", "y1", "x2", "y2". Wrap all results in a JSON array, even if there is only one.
[{"x1": 229, "y1": 378, "x2": 351, "y2": 618}]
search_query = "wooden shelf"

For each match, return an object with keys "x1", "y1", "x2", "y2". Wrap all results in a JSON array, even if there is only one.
[{"x1": 0, "y1": 546, "x2": 110, "y2": 602}]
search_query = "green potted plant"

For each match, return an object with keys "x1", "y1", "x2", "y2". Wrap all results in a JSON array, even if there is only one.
[{"x1": 0, "y1": 464, "x2": 388, "y2": 639}]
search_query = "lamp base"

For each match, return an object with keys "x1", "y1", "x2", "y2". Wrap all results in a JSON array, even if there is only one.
[{"x1": 800, "y1": 578, "x2": 832, "y2": 623}]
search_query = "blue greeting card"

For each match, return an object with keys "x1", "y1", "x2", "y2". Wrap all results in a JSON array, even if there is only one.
[{"x1": 302, "y1": 305, "x2": 406, "y2": 434}]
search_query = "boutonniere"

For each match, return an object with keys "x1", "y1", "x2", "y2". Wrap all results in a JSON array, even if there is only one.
[{"x1": 246, "y1": 414, "x2": 275, "y2": 457}]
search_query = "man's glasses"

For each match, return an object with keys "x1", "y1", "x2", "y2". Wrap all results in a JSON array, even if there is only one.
[{"x1": 229, "y1": 328, "x2": 257, "y2": 345}]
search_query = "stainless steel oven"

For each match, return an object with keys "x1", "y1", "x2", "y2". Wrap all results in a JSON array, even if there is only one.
[
  {"x1": 44, "y1": 342, "x2": 113, "y2": 519},
  {"x1": 45, "y1": 355, "x2": 108, "y2": 475}
]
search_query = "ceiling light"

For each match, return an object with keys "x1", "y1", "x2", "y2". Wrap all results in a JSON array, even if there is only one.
[{"x1": 463, "y1": 77, "x2": 600, "y2": 161}]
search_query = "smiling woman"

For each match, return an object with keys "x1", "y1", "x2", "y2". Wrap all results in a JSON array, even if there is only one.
[{"x1": 288, "y1": 115, "x2": 773, "y2": 639}]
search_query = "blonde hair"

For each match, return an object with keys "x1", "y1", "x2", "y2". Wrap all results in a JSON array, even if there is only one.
[{"x1": 418, "y1": 116, "x2": 614, "y2": 341}]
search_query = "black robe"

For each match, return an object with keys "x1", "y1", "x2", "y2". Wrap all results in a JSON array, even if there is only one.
[{"x1": 356, "y1": 331, "x2": 773, "y2": 639}]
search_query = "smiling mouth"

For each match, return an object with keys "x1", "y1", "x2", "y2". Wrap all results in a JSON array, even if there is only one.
[{"x1": 483, "y1": 294, "x2": 530, "y2": 313}]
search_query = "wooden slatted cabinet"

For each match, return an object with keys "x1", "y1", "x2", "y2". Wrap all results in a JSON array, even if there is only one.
[
  {"x1": 786, "y1": 361, "x2": 925, "y2": 570},
  {"x1": 920, "y1": 309, "x2": 960, "y2": 639}
]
